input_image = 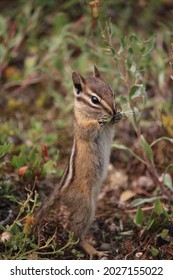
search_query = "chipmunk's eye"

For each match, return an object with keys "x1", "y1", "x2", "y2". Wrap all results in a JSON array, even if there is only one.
[{"x1": 91, "y1": 96, "x2": 100, "y2": 105}]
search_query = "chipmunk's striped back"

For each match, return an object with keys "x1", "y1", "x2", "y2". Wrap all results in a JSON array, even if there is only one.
[{"x1": 59, "y1": 140, "x2": 76, "y2": 190}]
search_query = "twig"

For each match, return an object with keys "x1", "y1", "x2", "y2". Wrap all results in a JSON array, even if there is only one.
[
  {"x1": 1, "y1": 74, "x2": 45, "y2": 93},
  {"x1": 9, "y1": 176, "x2": 37, "y2": 231}
]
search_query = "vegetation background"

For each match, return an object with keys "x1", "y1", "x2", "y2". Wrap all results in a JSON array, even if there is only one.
[{"x1": 0, "y1": 0, "x2": 173, "y2": 259}]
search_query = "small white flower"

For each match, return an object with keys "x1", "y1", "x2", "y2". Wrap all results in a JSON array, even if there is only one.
[{"x1": 0, "y1": 231, "x2": 12, "y2": 243}]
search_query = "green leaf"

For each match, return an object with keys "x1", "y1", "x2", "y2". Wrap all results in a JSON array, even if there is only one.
[
  {"x1": 142, "y1": 36, "x2": 155, "y2": 57},
  {"x1": 116, "y1": 96, "x2": 128, "y2": 104},
  {"x1": 42, "y1": 160, "x2": 55, "y2": 176},
  {"x1": 131, "y1": 197, "x2": 159, "y2": 207},
  {"x1": 110, "y1": 47, "x2": 117, "y2": 61},
  {"x1": 146, "y1": 218, "x2": 155, "y2": 230},
  {"x1": 0, "y1": 44, "x2": 7, "y2": 63},
  {"x1": 132, "y1": 107, "x2": 140, "y2": 122},
  {"x1": 0, "y1": 224, "x2": 6, "y2": 231},
  {"x1": 30, "y1": 242, "x2": 38, "y2": 249},
  {"x1": 135, "y1": 206, "x2": 144, "y2": 226},
  {"x1": 112, "y1": 143, "x2": 128, "y2": 151},
  {"x1": 163, "y1": 164, "x2": 173, "y2": 177},
  {"x1": 129, "y1": 85, "x2": 139, "y2": 99},
  {"x1": 11, "y1": 147, "x2": 28, "y2": 168},
  {"x1": 129, "y1": 84, "x2": 147, "y2": 105},
  {"x1": 7, "y1": 195, "x2": 20, "y2": 204},
  {"x1": 118, "y1": 37, "x2": 126, "y2": 54},
  {"x1": 33, "y1": 157, "x2": 42, "y2": 169},
  {"x1": 11, "y1": 155, "x2": 26, "y2": 168},
  {"x1": 0, "y1": 15, "x2": 7, "y2": 36},
  {"x1": 140, "y1": 135, "x2": 154, "y2": 165},
  {"x1": 163, "y1": 173, "x2": 173, "y2": 191},
  {"x1": 128, "y1": 47, "x2": 133, "y2": 54},
  {"x1": 154, "y1": 199, "x2": 164, "y2": 215},
  {"x1": 54, "y1": 12, "x2": 69, "y2": 34},
  {"x1": 43, "y1": 133, "x2": 58, "y2": 144},
  {"x1": 24, "y1": 55, "x2": 37, "y2": 72},
  {"x1": 127, "y1": 57, "x2": 132, "y2": 69},
  {"x1": 56, "y1": 169, "x2": 63, "y2": 177},
  {"x1": 166, "y1": 163, "x2": 173, "y2": 172},
  {"x1": 150, "y1": 246, "x2": 159, "y2": 257},
  {"x1": 0, "y1": 142, "x2": 13, "y2": 159},
  {"x1": 160, "y1": 229, "x2": 169, "y2": 239},
  {"x1": 129, "y1": 34, "x2": 138, "y2": 42},
  {"x1": 29, "y1": 149, "x2": 38, "y2": 162}
]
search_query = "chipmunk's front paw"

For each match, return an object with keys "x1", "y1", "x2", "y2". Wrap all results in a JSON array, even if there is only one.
[{"x1": 98, "y1": 115, "x2": 110, "y2": 127}]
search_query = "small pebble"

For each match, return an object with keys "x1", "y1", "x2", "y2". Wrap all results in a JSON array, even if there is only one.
[
  {"x1": 135, "y1": 252, "x2": 143, "y2": 258},
  {"x1": 100, "y1": 243, "x2": 111, "y2": 251}
]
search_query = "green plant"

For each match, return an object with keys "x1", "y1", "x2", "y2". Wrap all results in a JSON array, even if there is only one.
[
  {"x1": 0, "y1": 142, "x2": 13, "y2": 169},
  {"x1": 100, "y1": 22, "x2": 173, "y2": 259},
  {"x1": 0, "y1": 187, "x2": 76, "y2": 259},
  {"x1": 11, "y1": 145, "x2": 55, "y2": 182},
  {"x1": 134, "y1": 198, "x2": 173, "y2": 258},
  {"x1": 0, "y1": 140, "x2": 74, "y2": 260},
  {"x1": 102, "y1": 22, "x2": 173, "y2": 195}
]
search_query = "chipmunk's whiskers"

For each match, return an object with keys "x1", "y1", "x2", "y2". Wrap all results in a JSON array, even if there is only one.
[{"x1": 122, "y1": 110, "x2": 134, "y2": 115}]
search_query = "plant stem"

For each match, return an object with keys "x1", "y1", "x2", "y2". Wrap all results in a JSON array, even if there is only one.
[{"x1": 131, "y1": 100, "x2": 168, "y2": 192}]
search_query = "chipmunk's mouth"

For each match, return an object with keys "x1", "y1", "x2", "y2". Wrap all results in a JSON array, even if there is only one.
[{"x1": 98, "y1": 111, "x2": 122, "y2": 125}]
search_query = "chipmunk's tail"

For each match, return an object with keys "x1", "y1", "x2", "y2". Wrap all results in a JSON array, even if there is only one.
[{"x1": 33, "y1": 188, "x2": 61, "y2": 233}]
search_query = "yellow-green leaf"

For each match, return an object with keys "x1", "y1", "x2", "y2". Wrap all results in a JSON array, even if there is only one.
[
  {"x1": 135, "y1": 206, "x2": 144, "y2": 226},
  {"x1": 140, "y1": 135, "x2": 154, "y2": 165}
]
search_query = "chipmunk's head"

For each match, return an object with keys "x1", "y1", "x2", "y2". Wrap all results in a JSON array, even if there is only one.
[{"x1": 72, "y1": 66, "x2": 121, "y2": 124}]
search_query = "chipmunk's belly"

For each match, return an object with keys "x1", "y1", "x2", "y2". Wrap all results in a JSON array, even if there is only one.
[{"x1": 95, "y1": 127, "x2": 114, "y2": 185}]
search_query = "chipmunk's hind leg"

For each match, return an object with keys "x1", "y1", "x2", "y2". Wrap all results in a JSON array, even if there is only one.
[
  {"x1": 33, "y1": 189, "x2": 61, "y2": 232},
  {"x1": 69, "y1": 198, "x2": 109, "y2": 259},
  {"x1": 70, "y1": 198, "x2": 93, "y2": 240},
  {"x1": 80, "y1": 240, "x2": 109, "y2": 259}
]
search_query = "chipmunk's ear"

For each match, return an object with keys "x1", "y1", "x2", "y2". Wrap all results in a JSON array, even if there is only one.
[
  {"x1": 72, "y1": 72, "x2": 86, "y2": 95},
  {"x1": 94, "y1": 65, "x2": 102, "y2": 79}
]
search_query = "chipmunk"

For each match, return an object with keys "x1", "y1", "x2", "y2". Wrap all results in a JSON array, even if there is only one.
[{"x1": 34, "y1": 66, "x2": 122, "y2": 258}]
